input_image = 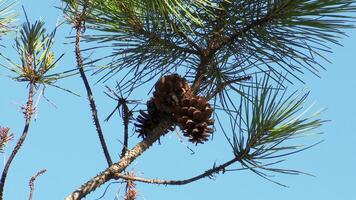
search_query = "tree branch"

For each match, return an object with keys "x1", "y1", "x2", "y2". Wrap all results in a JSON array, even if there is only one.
[
  {"x1": 116, "y1": 1, "x2": 199, "y2": 56},
  {"x1": 139, "y1": 29, "x2": 199, "y2": 55},
  {"x1": 206, "y1": 75, "x2": 252, "y2": 100},
  {"x1": 28, "y1": 169, "x2": 47, "y2": 200},
  {"x1": 74, "y1": 4, "x2": 112, "y2": 166},
  {"x1": 215, "y1": 16, "x2": 271, "y2": 54},
  {"x1": 113, "y1": 157, "x2": 241, "y2": 185},
  {"x1": 0, "y1": 81, "x2": 35, "y2": 199},
  {"x1": 65, "y1": 117, "x2": 174, "y2": 200},
  {"x1": 191, "y1": 53, "x2": 211, "y2": 94},
  {"x1": 177, "y1": 30, "x2": 203, "y2": 55},
  {"x1": 212, "y1": 1, "x2": 294, "y2": 54},
  {"x1": 120, "y1": 101, "x2": 130, "y2": 159},
  {"x1": 191, "y1": 1, "x2": 231, "y2": 94}
]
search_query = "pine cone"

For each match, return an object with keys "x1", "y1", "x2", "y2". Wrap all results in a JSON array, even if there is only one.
[
  {"x1": 153, "y1": 74, "x2": 191, "y2": 114},
  {"x1": 135, "y1": 73, "x2": 214, "y2": 144},
  {"x1": 176, "y1": 96, "x2": 214, "y2": 144},
  {"x1": 135, "y1": 99, "x2": 173, "y2": 138}
]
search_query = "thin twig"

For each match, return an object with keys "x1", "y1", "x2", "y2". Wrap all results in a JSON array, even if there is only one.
[
  {"x1": 206, "y1": 75, "x2": 252, "y2": 100},
  {"x1": 140, "y1": 29, "x2": 198, "y2": 55},
  {"x1": 116, "y1": 1, "x2": 198, "y2": 56},
  {"x1": 113, "y1": 157, "x2": 241, "y2": 185},
  {"x1": 28, "y1": 169, "x2": 47, "y2": 200},
  {"x1": 175, "y1": 131, "x2": 195, "y2": 155},
  {"x1": 104, "y1": 86, "x2": 132, "y2": 159},
  {"x1": 123, "y1": 172, "x2": 137, "y2": 200},
  {"x1": 94, "y1": 181, "x2": 124, "y2": 200},
  {"x1": 0, "y1": 81, "x2": 35, "y2": 199},
  {"x1": 120, "y1": 101, "x2": 130, "y2": 159},
  {"x1": 74, "y1": 2, "x2": 112, "y2": 166},
  {"x1": 212, "y1": 2, "x2": 289, "y2": 54},
  {"x1": 177, "y1": 30, "x2": 204, "y2": 55}
]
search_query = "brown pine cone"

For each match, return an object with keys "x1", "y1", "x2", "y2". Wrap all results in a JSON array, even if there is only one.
[
  {"x1": 135, "y1": 99, "x2": 174, "y2": 138},
  {"x1": 176, "y1": 96, "x2": 214, "y2": 144},
  {"x1": 135, "y1": 74, "x2": 214, "y2": 144},
  {"x1": 153, "y1": 74, "x2": 191, "y2": 114}
]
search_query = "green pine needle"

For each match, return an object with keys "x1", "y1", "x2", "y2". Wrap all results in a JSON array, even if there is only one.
[
  {"x1": 0, "y1": 0, "x2": 16, "y2": 38},
  {"x1": 0, "y1": 17, "x2": 75, "y2": 85},
  {"x1": 220, "y1": 76, "x2": 325, "y2": 180}
]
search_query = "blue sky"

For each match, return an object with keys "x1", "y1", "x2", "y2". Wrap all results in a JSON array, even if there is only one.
[{"x1": 0, "y1": 0, "x2": 356, "y2": 200}]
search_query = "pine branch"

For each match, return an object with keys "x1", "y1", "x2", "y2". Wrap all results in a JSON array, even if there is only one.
[
  {"x1": 62, "y1": 0, "x2": 211, "y2": 88},
  {"x1": 65, "y1": 117, "x2": 174, "y2": 200},
  {"x1": 104, "y1": 85, "x2": 137, "y2": 159},
  {"x1": 74, "y1": 2, "x2": 112, "y2": 166},
  {"x1": 0, "y1": 127, "x2": 13, "y2": 153},
  {"x1": 0, "y1": 0, "x2": 16, "y2": 38},
  {"x1": 213, "y1": 9, "x2": 273, "y2": 54},
  {"x1": 28, "y1": 169, "x2": 47, "y2": 200},
  {"x1": 138, "y1": 28, "x2": 199, "y2": 55},
  {"x1": 177, "y1": 30, "x2": 204, "y2": 55},
  {"x1": 120, "y1": 100, "x2": 130, "y2": 159},
  {"x1": 0, "y1": 16, "x2": 39, "y2": 196},
  {"x1": 113, "y1": 157, "x2": 241, "y2": 185},
  {"x1": 208, "y1": 0, "x2": 356, "y2": 81},
  {"x1": 0, "y1": 15, "x2": 75, "y2": 199},
  {"x1": 123, "y1": 172, "x2": 137, "y2": 200},
  {"x1": 0, "y1": 81, "x2": 35, "y2": 200},
  {"x1": 62, "y1": 1, "x2": 351, "y2": 199}
]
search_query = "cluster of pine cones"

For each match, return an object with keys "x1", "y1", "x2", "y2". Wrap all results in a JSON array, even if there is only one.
[{"x1": 135, "y1": 74, "x2": 214, "y2": 144}]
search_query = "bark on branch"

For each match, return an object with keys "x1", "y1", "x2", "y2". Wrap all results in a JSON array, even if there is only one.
[
  {"x1": 65, "y1": 117, "x2": 174, "y2": 200},
  {"x1": 113, "y1": 157, "x2": 241, "y2": 185},
  {"x1": 74, "y1": 3, "x2": 112, "y2": 166},
  {"x1": 0, "y1": 81, "x2": 35, "y2": 199},
  {"x1": 28, "y1": 169, "x2": 47, "y2": 200}
]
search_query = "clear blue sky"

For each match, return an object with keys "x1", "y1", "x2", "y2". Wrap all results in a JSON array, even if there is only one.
[{"x1": 1, "y1": 0, "x2": 356, "y2": 200}]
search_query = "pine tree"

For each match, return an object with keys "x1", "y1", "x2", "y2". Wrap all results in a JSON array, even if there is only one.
[{"x1": 0, "y1": 0, "x2": 355, "y2": 199}]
